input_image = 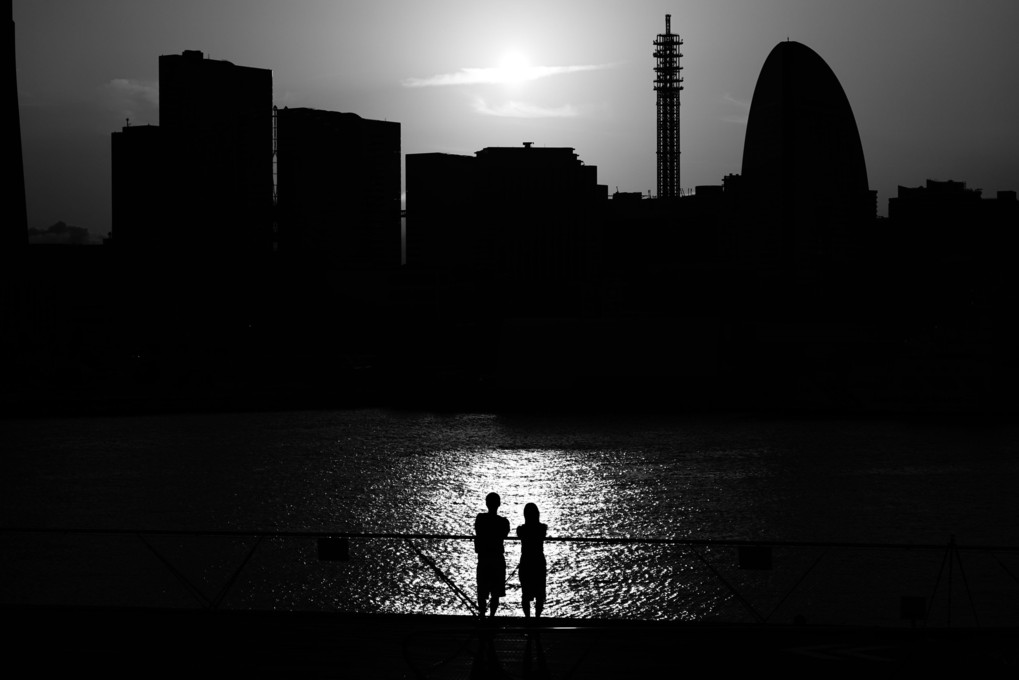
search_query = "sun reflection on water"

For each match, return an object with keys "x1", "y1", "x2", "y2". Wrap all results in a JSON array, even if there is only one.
[{"x1": 397, "y1": 447, "x2": 705, "y2": 620}]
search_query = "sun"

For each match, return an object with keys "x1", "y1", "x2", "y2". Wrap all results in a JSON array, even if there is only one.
[{"x1": 495, "y1": 51, "x2": 533, "y2": 86}]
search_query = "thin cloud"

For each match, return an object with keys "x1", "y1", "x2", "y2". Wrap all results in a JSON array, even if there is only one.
[
  {"x1": 472, "y1": 98, "x2": 579, "y2": 119},
  {"x1": 404, "y1": 63, "x2": 610, "y2": 88},
  {"x1": 104, "y1": 78, "x2": 159, "y2": 124},
  {"x1": 722, "y1": 92, "x2": 750, "y2": 125}
]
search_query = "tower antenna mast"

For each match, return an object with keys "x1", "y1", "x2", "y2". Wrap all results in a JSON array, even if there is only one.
[{"x1": 654, "y1": 14, "x2": 683, "y2": 199}]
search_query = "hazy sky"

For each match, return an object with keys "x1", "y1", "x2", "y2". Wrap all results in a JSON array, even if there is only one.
[{"x1": 15, "y1": 0, "x2": 1019, "y2": 240}]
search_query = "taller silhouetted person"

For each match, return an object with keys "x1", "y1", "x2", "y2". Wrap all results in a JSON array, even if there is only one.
[{"x1": 474, "y1": 492, "x2": 510, "y2": 620}]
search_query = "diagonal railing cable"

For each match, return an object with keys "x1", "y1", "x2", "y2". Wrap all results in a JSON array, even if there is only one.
[
  {"x1": 404, "y1": 539, "x2": 478, "y2": 618},
  {"x1": 954, "y1": 543, "x2": 980, "y2": 628},
  {"x1": 136, "y1": 532, "x2": 214, "y2": 609},
  {"x1": 213, "y1": 535, "x2": 265, "y2": 609},
  {"x1": 765, "y1": 545, "x2": 831, "y2": 624},
  {"x1": 989, "y1": 549, "x2": 1019, "y2": 588},
  {"x1": 927, "y1": 536, "x2": 981, "y2": 628},
  {"x1": 135, "y1": 532, "x2": 266, "y2": 610},
  {"x1": 688, "y1": 546, "x2": 766, "y2": 624}
]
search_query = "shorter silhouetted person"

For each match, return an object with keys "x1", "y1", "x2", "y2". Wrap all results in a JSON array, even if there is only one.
[
  {"x1": 475, "y1": 492, "x2": 510, "y2": 620},
  {"x1": 516, "y1": 502, "x2": 547, "y2": 620}
]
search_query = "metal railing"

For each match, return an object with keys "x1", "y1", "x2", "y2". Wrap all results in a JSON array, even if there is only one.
[{"x1": 2, "y1": 527, "x2": 1017, "y2": 627}]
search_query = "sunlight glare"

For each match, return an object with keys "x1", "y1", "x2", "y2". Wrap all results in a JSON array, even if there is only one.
[{"x1": 495, "y1": 51, "x2": 533, "y2": 86}]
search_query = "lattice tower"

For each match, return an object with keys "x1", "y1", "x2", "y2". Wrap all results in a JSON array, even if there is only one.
[{"x1": 654, "y1": 14, "x2": 683, "y2": 199}]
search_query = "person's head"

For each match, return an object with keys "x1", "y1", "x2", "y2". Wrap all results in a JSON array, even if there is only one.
[
  {"x1": 524, "y1": 502, "x2": 540, "y2": 524},
  {"x1": 485, "y1": 492, "x2": 501, "y2": 512}
]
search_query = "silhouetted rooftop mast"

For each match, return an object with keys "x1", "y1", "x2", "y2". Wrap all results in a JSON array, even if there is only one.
[{"x1": 653, "y1": 14, "x2": 683, "y2": 199}]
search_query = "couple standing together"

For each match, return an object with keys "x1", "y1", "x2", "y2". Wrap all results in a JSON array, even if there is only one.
[{"x1": 474, "y1": 492, "x2": 547, "y2": 620}]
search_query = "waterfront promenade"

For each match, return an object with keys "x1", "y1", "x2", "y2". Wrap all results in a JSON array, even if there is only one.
[{"x1": 4, "y1": 605, "x2": 1015, "y2": 678}]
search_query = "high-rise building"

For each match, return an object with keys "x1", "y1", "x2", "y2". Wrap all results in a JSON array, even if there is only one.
[
  {"x1": 111, "y1": 124, "x2": 175, "y2": 254},
  {"x1": 112, "y1": 51, "x2": 273, "y2": 261},
  {"x1": 407, "y1": 143, "x2": 606, "y2": 283},
  {"x1": 740, "y1": 41, "x2": 873, "y2": 261},
  {"x1": 404, "y1": 152, "x2": 477, "y2": 269},
  {"x1": 274, "y1": 107, "x2": 401, "y2": 269}
]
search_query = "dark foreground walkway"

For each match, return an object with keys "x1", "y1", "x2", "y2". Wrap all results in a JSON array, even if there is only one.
[{"x1": 3, "y1": 605, "x2": 1015, "y2": 678}]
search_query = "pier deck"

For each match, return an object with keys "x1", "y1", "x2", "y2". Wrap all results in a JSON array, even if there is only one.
[{"x1": 4, "y1": 605, "x2": 1015, "y2": 678}]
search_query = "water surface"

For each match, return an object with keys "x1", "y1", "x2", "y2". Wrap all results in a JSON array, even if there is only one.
[{"x1": 2, "y1": 410, "x2": 1016, "y2": 623}]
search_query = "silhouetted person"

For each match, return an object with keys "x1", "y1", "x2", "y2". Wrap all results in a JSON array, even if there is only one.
[
  {"x1": 474, "y1": 492, "x2": 510, "y2": 620},
  {"x1": 516, "y1": 502, "x2": 548, "y2": 620}
]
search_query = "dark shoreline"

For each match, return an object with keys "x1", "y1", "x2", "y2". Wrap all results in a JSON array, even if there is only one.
[{"x1": 2, "y1": 378, "x2": 1015, "y2": 421}]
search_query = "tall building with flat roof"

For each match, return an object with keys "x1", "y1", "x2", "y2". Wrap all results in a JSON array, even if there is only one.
[
  {"x1": 159, "y1": 50, "x2": 271, "y2": 133},
  {"x1": 275, "y1": 107, "x2": 401, "y2": 269},
  {"x1": 407, "y1": 143, "x2": 607, "y2": 314},
  {"x1": 474, "y1": 144, "x2": 604, "y2": 282},
  {"x1": 111, "y1": 124, "x2": 178, "y2": 254},
  {"x1": 113, "y1": 50, "x2": 273, "y2": 261},
  {"x1": 404, "y1": 152, "x2": 478, "y2": 269}
]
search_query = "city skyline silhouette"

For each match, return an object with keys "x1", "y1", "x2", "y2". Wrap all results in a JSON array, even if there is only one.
[
  {"x1": 11, "y1": 1, "x2": 1019, "y2": 243},
  {"x1": 5, "y1": 1, "x2": 1019, "y2": 417}
]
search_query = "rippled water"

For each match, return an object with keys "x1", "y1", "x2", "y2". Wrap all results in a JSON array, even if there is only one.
[{"x1": 2, "y1": 409, "x2": 1017, "y2": 623}]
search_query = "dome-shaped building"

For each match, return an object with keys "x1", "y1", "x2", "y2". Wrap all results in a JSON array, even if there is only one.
[{"x1": 738, "y1": 41, "x2": 873, "y2": 261}]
